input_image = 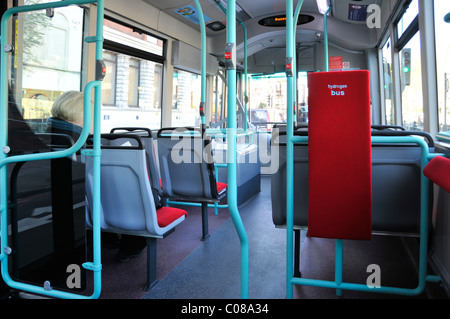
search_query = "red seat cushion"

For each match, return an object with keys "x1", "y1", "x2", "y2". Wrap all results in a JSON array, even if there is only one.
[
  {"x1": 424, "y1": 156, "x2": 450, "y2": 193},
  {"x1": 157, "y1": 207, "x2": 187, "y2": 227},
  {"x1": 216, "y1": 182, "x2": 227, "y2": 193},
  {"x1": 307, "y1": 70, "x2": 372, "y2": 240}
]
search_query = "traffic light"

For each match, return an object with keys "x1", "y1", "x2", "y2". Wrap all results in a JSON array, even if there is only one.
[{"x1": 401, "y1": 48, "x2": 411, "y2": 86}]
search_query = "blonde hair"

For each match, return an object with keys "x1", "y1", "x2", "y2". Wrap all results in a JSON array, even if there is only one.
[{"x1": 51, "y1": 91, "x2": 84, "y2": 125}]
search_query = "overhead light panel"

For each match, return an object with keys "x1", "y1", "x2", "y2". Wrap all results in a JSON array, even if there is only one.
[
  {"x1": 215, "y1": 0, "x2": 251, "y2": 21},
  {"x1": 207, "y1": 21, "x2": 226, "y2": 31},
  {"x1": 316, "y1": 0, "x2": 330, "y2": 15}
]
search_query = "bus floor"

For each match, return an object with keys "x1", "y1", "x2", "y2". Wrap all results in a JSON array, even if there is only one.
[{"x1": 86, "y1": 176, "x2": 448, "y2": 299}]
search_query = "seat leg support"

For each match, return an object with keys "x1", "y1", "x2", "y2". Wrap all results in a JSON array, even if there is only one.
[
  {"x1": 201, "y1": 202, "x2": 210, "y2": 241},
  {"x1": 144, "y1": 237, "x2": 158, "y2": 291}
]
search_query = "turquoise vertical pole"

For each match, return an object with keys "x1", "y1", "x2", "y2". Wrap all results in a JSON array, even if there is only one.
[
  {"x1": 322, "y1": 2, "x2": 343, "y2": 297},
  {"x1": 193, "y1": 0, "x2": 206, "y2": 129},
  {"x1": 91, "y1": 0, "x2": 104, "y2": 299},
  {"x1": 286, "y1": 0, "x2": 295, "y2": 299},
  {"x1": 239, "y1": 22, "x2": 248, "y2": 131},
  {"x1": 324, "y1": 5, "x2": 331, "y2": 72},
  {"x1": 292, "y1": 1, "x2": 303, "y2": 125},
  {"x1": 216, "y1": 2, "x2": 248, "y2": 132},
  {"x1": 335, "y1": 239, "x2": 343, "y2": 296},
  {"x1": 226, "y1": 0, "x2": 249, "y2": 299}
]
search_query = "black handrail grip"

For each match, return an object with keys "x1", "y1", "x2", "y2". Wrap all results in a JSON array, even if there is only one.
[
  {"x1": 85, "y1": 133, "x2": 145, "y2": 150},
  {"x1": 371, "y1": 131, "x2": 434, "y2": 147},
  {"x1": 371, "y1": 125, "x2": 406, "y2": 131},
  {"x1": 157, "y1": 127, "x2": 201, "y2": 138},
  {"x1": 274, "y1": 130, "x2": 434, "y2": 147},
  {"x1": 110, "y1": 127, "x2": 153, "y2": 137}
]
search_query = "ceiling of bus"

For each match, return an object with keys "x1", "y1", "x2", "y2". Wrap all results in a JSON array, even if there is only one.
[
  {"x1": 142, "y1": 0, "x2": 382, "y2": 72},
  {"x1": 142, "y1": 0, "x2": 382, "y2": 30}
]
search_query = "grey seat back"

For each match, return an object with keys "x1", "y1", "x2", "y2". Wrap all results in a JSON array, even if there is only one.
[
  {"x1": 85, "y1": 134, "x2": 185, "y2": 237},
  {"x1": 110, "y1": 127, "x2": 161, "y2": 194},
  {"x1": 157, "y1": 127, "x2": 220, "y2": 202}
]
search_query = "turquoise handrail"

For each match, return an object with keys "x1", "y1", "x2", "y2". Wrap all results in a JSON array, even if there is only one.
[
  {"x1": 215, "y1": 1, "x2": 249, "y2": 132},
  {"x1": 0, "y1": 0, "x2": 104, "y2": 299},
  {"x1": 285, "y1": 0, "x2": 295, "y2": 299},
  {"x1": 193, "y1": 0, "x2": 206, "y2": 129},
  {"x1": 324, "y1": 5, "x2": 331, "y2": 72},
  {"x1": 292, "y1": 0, "x2": 304, "y2": 125},
  {"x1": 226, "y1": 0, "x2": 249, "y2": 299},
  {"x1": 287, "y1": 135, "x2": 441, "y2": 296},
  {"x1": 241, "y1": 22, "x2": 248, "y2": 131}
]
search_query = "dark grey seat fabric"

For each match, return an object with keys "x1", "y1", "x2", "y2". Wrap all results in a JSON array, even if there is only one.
[
  {"x1": 157, "y1": 127, "x2": 225, "y2": 202},
  {"x1": 110, "y1": 127, "x2": 162, "y2": 196}
]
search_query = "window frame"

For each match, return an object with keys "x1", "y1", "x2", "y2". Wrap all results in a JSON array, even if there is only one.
[
  {"x1": 101, "y1": 16, "x2": 166, "y2": 115},
  {"x1": 393, "y1": 0, "x2": 421, "y2": 130}
]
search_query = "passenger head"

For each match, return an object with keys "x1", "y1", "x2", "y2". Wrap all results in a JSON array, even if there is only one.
[{"x1": 51, "y1": 91, "x2": 84, "y2": 126}]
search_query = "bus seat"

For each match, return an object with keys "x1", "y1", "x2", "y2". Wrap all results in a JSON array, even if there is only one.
[
  {"x1": 424, "y1": 156, "x2": 450, "y2": 193},
  {"x1": 156, "y1": 127, "x2": 226, "y2": 240},
  {"x1": 272, "y1": 129, "x2": 434, "y2": 236},
  {"x1": 110, "y1": 127, "x2": 162, "y2": 196},
  {"x1": 85, "y1": 133, "x2": 187, "y2": 290}
]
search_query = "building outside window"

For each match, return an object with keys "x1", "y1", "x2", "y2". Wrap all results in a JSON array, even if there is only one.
[
  {"x1": 101, "y1": 18, "x2": 165, "y2": 131},
  {"x1": 400, "y1": 32, "x2": 423, "y2": 131},
  {"x1": 395, "y1": 0, "x2": 423, "y2": 131},
  {"x1": 381, "y1": 38, "x2": 394, "y2": 125},
  {"x1": 20, "y1": 1, "x2": 84, "y2": 132},
  {"x1": 171, "y1": 69, "x2": 201, "y2": 127}
]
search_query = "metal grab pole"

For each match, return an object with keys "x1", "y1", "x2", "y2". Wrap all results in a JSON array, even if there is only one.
[
  {"x1": 216, "y1": 1, "x2": 249, "y2": 132},
  {"x1": 193, "y1": 0, "x2": 206, "y2": 130},
  {"x1": 285, "y1": 0, "x2": 295, "y2": 299},
  {"x1": 226, "y1": 0, "x2": 249, "y2": 299},
  {"x1": 324, "y1": 4, "x2": 331, "y2": 72},
  {"x1": 292, "y1": 0, "x2": 304, "y2": 125},
  {"x1": 321, "y1": 2, "x2": 343, "y2": 297},
  {"x1": 240, "y1": 22, "x2": 248, "y2": 131}
]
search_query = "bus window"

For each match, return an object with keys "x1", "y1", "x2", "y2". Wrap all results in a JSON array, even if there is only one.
[
  {"x1": 101, "y1": 18, "x2": 165, "y2": 132},
  {"x1": 400, "y1": 32, "x2": 423, "y2": 131},
  {"x1": 397, "y1": 0, "x2": 418, "y2": 38},
  {"x1": 395, "y1": 0, "x2": 422, "y2": 131},
  {"x1": 172, "y1": 68, "x2": 201, "y2": 127},
  {"x1": 18, "y1": 3, "x2": 84, "y2": 139},
  {"x1": 435, "y1": 0, "x2": 450, "y2": 132},
  {"x1": 248, "y1": 72, "x2": 287, "y2": 131},
  {"x1": 382, "y1": 38, "x2": 394, "y2": 125},
  {"x1": 211, "y1": 72, "x2": 225, "y2": 127}
]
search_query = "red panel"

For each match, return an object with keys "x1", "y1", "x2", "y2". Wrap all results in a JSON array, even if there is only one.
[
  {"x1": 307, "y1": 70, "x2": 372, "y2": 240},
  {"x1": 424, "y1": 156, "x2": 450, "y2": 193}
]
